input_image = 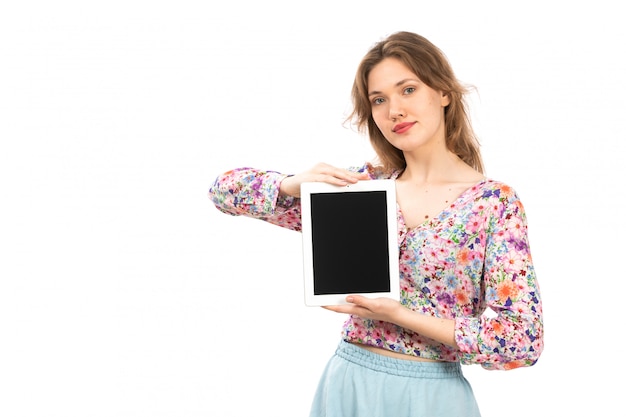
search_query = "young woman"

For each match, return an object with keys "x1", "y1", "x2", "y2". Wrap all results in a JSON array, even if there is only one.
[{"x1": 209, "y1": 31, "x2": 544, "y2": 417}]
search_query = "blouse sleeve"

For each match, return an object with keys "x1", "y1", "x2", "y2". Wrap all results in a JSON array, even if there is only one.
[
  {"x1": 208, "y1": 167, "x2": 303, "y2": 232},
  {"x1": 454, "y1": 186, "x2": 544, "y2": 370}
]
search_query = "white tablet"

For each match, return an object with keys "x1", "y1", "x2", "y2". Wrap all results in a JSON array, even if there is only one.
[{"x1": 300, "y1": 179, "x2": 400, "y2": 307}]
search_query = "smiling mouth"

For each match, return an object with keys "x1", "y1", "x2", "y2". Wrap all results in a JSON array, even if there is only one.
[{"x1": 392, "y1": 122, "x2": 416, "y2": 133}]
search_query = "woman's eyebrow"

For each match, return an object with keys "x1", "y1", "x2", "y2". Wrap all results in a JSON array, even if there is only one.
[{"x1": 368, "y1": 78, "x2": 420, "y2": 96}]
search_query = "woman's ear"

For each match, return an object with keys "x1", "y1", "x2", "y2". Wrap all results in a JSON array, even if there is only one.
[{"x1": 441, "y1": 91, "x2": 451, "y2": 107}]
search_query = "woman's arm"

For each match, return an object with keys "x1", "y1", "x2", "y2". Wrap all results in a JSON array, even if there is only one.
[
  {"x1": 208, "y1": 163, "x2": 370, "y2": 231},
  {"x1": 279, "y1": 162, "x2": 369, "y2": 198},
  {"x1": 454, "y1": 189, "x2": 544, "y2": 370}
]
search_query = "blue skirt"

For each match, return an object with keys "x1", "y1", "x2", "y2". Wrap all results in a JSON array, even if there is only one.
[{"x1": 309, "y1": 341, "x2": 481, "y2": 417}]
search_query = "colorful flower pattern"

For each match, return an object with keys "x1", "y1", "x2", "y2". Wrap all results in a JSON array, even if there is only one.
[{"x1": 208, "y1": 163, "x2": 544, "y2": 370}]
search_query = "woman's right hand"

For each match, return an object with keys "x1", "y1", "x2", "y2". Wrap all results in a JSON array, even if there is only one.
[{"x1": 279, "y1": 162, "x2": 370, "y2": 198}]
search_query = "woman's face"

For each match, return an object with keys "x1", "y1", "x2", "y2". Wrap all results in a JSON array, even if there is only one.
[{"x1": 367, "y1": 57, "x2": 450, "y2": 153}]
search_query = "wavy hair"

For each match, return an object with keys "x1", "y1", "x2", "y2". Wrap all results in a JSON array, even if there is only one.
[{"x1": 347, "y1": 31, "x2": 484, "y2": 173}]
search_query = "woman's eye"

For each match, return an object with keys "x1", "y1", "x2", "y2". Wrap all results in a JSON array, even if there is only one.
[
  {"x1": 404, "y1": 87, "x2": 416, "y2": 95},
  {"x1": 372, "y1": 97, "x2": 385, "y2": 105}
]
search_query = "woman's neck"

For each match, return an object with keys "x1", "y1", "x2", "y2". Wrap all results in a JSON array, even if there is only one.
[{"x1": 400, "y1": 150, "x2": 467, "y2": 184}]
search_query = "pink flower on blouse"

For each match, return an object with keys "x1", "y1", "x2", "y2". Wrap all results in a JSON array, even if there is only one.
[
  {"x1": 502, "y1": 251, "x2": 525, "y2": 273},
  {"x1": 465, "y1": 213, "x2": 484, "y2": 234}
]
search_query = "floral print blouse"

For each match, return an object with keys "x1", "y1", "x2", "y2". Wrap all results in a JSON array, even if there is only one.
[{"x1": 208, "y1": 163, "x2": 544, "y2": 370}]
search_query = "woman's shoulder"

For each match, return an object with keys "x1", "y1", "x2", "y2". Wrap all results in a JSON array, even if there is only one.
[
  {"x1": 474, "y1": 178, "x2": 529, "y2": 218},
  {"x1": 478, "y1": 178, "x2": 522, "y2": 200}
]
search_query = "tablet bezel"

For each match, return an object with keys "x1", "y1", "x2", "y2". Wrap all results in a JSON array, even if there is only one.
[{"x1": 300, "y1": 179, "x2": 400, "y2": 307}]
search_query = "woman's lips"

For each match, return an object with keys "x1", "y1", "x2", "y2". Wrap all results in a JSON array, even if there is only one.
[{"x1": 392, "y1": 121, "x2": 416, "y2": 134}]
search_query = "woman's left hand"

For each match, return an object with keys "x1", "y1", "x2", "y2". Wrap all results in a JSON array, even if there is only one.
[{"x1": 323, "y1": 295, "x2": 403, "y2": 323}]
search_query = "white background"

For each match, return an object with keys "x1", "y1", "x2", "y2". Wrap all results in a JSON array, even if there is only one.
[{"x1": 1, "y1": 1, "x2": 624, "y2": 416}]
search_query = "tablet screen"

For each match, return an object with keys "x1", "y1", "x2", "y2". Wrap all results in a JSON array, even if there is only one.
[{"x1": 310, "y1": 191, "x2": 391, "y2": 294}]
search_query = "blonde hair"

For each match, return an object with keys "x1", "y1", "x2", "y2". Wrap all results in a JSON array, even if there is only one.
[{"x1": 347, "y1": 31, "x2": 484, "y2": 173}]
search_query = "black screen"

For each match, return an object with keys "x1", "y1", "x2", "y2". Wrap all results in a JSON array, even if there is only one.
[{"x1": 309, "y1": 190, "x2": 391, "y2": 295}]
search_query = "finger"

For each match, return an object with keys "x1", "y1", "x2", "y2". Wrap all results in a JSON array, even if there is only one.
[
  {"x1": 322, "y1": 305, "x2": 352, "y2": 314},
  {"x1": 329, "y1": 171, "x2": 367, "y2": 185},
  {"x1": 323, "y1": 296, "x2": 366, "y2": 312},
  {"x1": 321, "y1": 174, "x2": 354, "y2": 185},
  {"x1": 315, "y1": 164, "x2": 365, "y2": 182},
  {"x1": 311, "y1": 173, "x2": 356, "y2": 187},
  {"x1": 346, "y1": 295, "x2": 369, "y2": 305},
  {"x1": 341, "y1": 169, "x2": 370, "y2": 182}
]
